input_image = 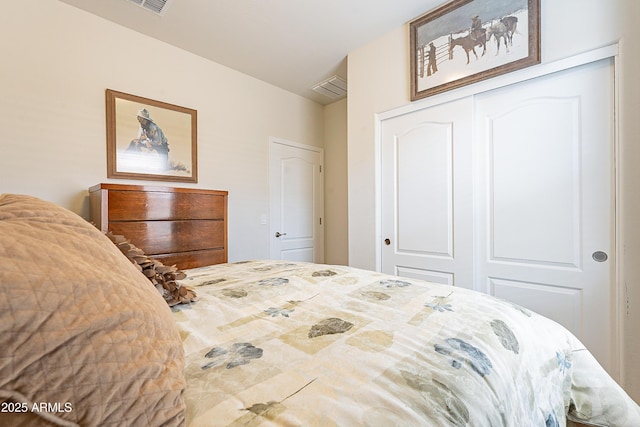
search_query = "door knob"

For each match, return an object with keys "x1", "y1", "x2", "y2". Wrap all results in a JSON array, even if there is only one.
[
  {"x1": 275, "y1": 232, "x2": 287, "y2": 238},
  {"x1": 384, "y1": 238, "x2": 391, "y2": 246},
  {"x1": 592, "y1": 251, "x2": 608, "y2": 262}
]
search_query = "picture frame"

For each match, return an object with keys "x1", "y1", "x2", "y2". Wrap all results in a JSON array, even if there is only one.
[
  {"x1": 410, "y1": 0, "x2": 540, "y2": 101},
  {"x1": 106, "y1": 89, "x2": 198, "y2": 183}
]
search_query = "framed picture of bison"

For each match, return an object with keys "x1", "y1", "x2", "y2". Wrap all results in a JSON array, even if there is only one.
[
  {"x1": 410, "y1": 0, "x2": 540, "y2": 101},
  {"x1": 106, "y1": 89, "x2": 198, "y2": 183}
]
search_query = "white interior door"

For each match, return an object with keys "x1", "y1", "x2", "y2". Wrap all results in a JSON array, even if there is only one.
[
  {"x1": 381, "y1": 98, "x2": 474, "y2": 288},
  {"x1": 269, "y1": 139, "x2": 324, "y2": 262},
  {"x1": 381, "y1": 58, "x2": 616, "y2": 376},
  {"x1": 474, "y1": 59, "x2": 615, "y2": 374}
]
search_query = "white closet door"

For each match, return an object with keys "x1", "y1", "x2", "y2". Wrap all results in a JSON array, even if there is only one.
[
  {"x1": 474, "y1": 58, "x2": 615, "y2": 374},
  {"x1": 381, "y1": 98, "x2": 474, "y2": 288},
  {"x1": 381, "y1": 58, "x2": 616, "y2": 376}
]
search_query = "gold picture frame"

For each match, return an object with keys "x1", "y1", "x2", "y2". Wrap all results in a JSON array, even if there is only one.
[
  {"x1": 106, "y1": 89, "x2": 197, "y2": 183},
  {"x1": 410, "y1": 0, "x2": 540, "y2": 101}
]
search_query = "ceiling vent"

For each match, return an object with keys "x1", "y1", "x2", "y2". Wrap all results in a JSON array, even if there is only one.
[
  {"x1": 128, "y1": 0, "x2": 173, "y2": 15},
  {"x1": 312, "y1": 76, "x2": 347, "y2": 100}
]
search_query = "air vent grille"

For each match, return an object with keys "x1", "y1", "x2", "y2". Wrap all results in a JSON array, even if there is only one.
[
  {"x1": 128, "y1": 0, "x2": 172, "y2": 15},
  {"x1": 312, "y1": 76, "x2": 347, "y2": 100}
]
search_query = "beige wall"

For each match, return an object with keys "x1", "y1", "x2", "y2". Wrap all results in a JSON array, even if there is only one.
[
  {"x1": 619, "y1": 0, "x2": 640, "y2": 403},
  {"x1": 323, "y1": 98, "x2": 348, "y2": 265},
  {"x1": 0, "y1": 0, "x2": 325, "y2": 262},
  {"x1": 347, "y1": 0, "x2": 640, "y2": 400}
]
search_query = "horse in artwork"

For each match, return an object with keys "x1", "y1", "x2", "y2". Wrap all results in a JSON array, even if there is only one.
[
  {"x1": 501, "y1": 16, "x2": 518, "y2": 45},
  {"x1": 486, "y1": 21, "x2": 510, "y2": 54},
  {"x1": 449, "y1": 29, "x2": 487, "y2": 64},
  {"x1": 487, "y1": 16, "x2": 519, "y2": 55}
]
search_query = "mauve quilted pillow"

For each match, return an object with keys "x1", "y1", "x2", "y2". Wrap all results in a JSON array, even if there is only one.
[{"x1": 0, "y1": 194, "x2": 186, "y2": 426}]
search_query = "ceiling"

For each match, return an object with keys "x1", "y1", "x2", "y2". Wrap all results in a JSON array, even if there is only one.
[{"x1": 58, "y1": 0, "x2": 443, "y2": 104}]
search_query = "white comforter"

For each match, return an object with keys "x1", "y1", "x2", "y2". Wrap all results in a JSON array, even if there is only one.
[{"x1": 174, "y1": 260, "x2": 640, "y2": 426}]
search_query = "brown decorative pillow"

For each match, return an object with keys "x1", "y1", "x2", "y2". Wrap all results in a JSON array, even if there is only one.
[
  {"x1": 0, "y1": 194, "x2": 186, "y2": 426},
  {"x1": 105, "y1": 232, "x2": 197, "y2": 307}
]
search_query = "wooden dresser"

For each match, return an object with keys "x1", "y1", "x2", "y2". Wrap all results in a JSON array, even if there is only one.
[{"x1": 89, "y1": 183, "x2": 228, "y2": 269}]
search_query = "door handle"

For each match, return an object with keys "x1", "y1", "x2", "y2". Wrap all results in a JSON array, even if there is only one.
[
  {"x1": 384, "y1": 238, "x2": 391, "y2": 246},
  {"x1": 592, "y1": 251, "x2": 608, "y2": 262},
  {"x1": 275, "y1": 232, "x2": 287, "y2": 238}
]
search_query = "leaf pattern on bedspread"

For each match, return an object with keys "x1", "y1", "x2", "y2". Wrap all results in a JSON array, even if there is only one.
[
  {"x1": 546, "y1": 412, "x2": 560, "y2": 427},
  {"x1": 434, "y1": 338, "x2": 493, "y2": 377},
  {"x1": 200, "y1": 278, "x2": 227, "y2": 286},
  {"x1": 362, "y1": 291, "x2": 391, "y2": 301},
  {"x1": 425, "y1": 296, "x2": 454, "y2": 313},
  {"x1": 253, "y1": 267, "x2": 275, "y2": 272},
  {"x1": 431, "y1": 378, "x2": 470, "y2": 427},
  {"x1": 379, "y1": 279, "x2": 412, "y2": 288},
  {"x1": 556, "y1": 351, "x2": 572, "y2": 373},
  {"x1": 245, "y1": 401, "x2": 284, "y2": 417},
  {"x1": 201, "y1": 342, "x2": 263, "y2": 370},
  {"x1": 252, "y1": 262, "x2": 296, "y2": 272},
  {"x1": 221, "y1": 288, "x2": 248, "y2": 298},
  {"x1": 425, "y1": 292, "x2": 454, "y2": 313},
  {"x1": 263, "y1": 297, "x2": 316, "y2": 319},
  {"x1": 491, "y1": 319, "x2": 519, "y2": 354},
  {"x1": 400, "y1": 369, "x2": 470, "y2": 427},
  {"x1": 264, "y1": 307, "x2": 295, "y2": 318},
  {"x1": 308, "y1": 318, "x2": 354, "y2": 338},
  {"x1": 243, "y1": 379, "x2": 317, "y2": 421},
  {"x1": 312, "y1": 269, "x2": 337, "y2": 277},
  {"x1": 258, "y1": 277, "x2": 289, "y2": 286}
]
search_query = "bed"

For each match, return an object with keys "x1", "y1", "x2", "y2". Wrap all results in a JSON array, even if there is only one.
[{"x1": 1, "y1": 184, "x2": 639, "y2": 427}]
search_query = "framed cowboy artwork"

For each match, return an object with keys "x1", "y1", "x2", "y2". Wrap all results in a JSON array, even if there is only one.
[
  {"x1": 410, "y1": 0, "x2": 540, "y2": 101},
  {"x1": 105, "y1": 89, "x2": 198, "y2": 183}
]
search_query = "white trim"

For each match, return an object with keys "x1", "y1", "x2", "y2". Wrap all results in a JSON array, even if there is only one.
[
  {"x1": 268, "y1": 136, "x2": 323, "y2": 154},
  {"x1": 378, "y1": 44, "x2": 619, "y2": 121},
  {"x1": 613, "y1": 52, "x2": 625, "y2": 385},
  {"x1": 374, "y1": 116, "x2": 383, "y2": 272}
]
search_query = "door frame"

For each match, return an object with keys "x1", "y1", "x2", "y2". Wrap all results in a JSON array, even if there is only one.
[
  {"x1": 268, "y1": 136, "x2": 324, "y2": 262},
  {"x1": 375, "y1": 44, "x2": 623, "y2": 380}
]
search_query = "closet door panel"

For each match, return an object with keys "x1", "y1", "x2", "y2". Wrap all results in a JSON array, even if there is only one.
[
  {"x1": 381, "y1": 98, "x2": 474, "y2": 288},
  {"x1": 396, "y1": 122, "x2": 452, "y2": 257},
  {"x1": 475, "y1": 58, "x2": 615, "y2": 375},
  {"x1": 490, "y1": 100, "x2": 579, "y2": 266}
]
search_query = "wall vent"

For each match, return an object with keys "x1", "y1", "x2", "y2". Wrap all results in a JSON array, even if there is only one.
[
  {"x1": 312, "y1": 75, "x2": 347, "y2": 99},
  {"x1": 128, "y1": 0, "x2": 173, "y2": 15}
]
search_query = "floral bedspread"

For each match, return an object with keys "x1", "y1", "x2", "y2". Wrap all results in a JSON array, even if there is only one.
[{"x1": 173, "y1": 260, "x2": 640, "y2": 426}]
